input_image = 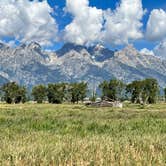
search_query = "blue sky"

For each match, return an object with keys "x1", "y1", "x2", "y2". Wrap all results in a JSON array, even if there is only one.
[
  {"x1": 48, "y1": 0, "x2": 166, "y2": 50},
  {"x1": 1, "y1": 0, "x2": 166, "y2": 55}
]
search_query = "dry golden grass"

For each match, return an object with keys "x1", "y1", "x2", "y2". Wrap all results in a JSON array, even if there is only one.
[{"x1": 0, "y1": 103, "x2": 166, "y2": 165}]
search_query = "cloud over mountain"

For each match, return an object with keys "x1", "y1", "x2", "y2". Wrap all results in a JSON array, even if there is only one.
[
  {"x1": 64, "y1": 0, "x2": 144, "y2": 46},
  {"x1": 153, "y1": 40, "x2": 166, "y2": 60},
  {"x1": 146, "y1": 9, "x2": 166, "y2": 60},
  {"x1": 146, "y1": 9, "x2": 166, "y2": 41},
  {"x1": 140, "y1": 48, "x2": 154, "y2": 56},
  {"x1": 0, "y1": 0, "x2": 166, "y2": 61},
  {"x1": 0, "y1": 0, "x2": 58, "y2": 46},
  {"x1": 102, "y1": 0, "x2": 144, "y2": 45},
  {"x1": 64, "y1": 0, "x2": 103, "y2": 45}
]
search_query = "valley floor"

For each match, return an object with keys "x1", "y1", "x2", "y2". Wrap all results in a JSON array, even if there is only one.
[{"x1": 0, "y1": 103, "x2": 166, "y2": 165}]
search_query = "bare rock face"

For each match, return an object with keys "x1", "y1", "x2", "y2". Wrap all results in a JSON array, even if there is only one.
[
  {"x1": 0, "y1": 75, "x2": 8, "y2": 85},
  {"x1": 0, "y1": 42, "x2": 166, "y2": 89}
]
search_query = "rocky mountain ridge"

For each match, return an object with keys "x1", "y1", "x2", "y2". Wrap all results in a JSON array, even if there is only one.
[{"x1": 0, "y1": 42, "x2": 166, "y2": 89}]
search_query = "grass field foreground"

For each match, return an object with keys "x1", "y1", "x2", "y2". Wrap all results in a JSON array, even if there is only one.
[{"x1": 0, "y1": 103, "x2": 166, "y2": 165}]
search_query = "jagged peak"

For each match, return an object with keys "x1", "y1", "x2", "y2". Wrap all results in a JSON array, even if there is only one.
[
  {"x1": 19, "y1": 43, "x2": 27, "y2": 49},
  {"x1": 63, "y1": 42, "x2": 77, "y2": 48},
  {"x1": 63, "y1": 42, "x2": 86, "y2": 50},
  {"x1": 56, "y1": 43, "x2": 87, "y2": 57},
  {"x1": 0, "y1": 42, "x2": 8, "y2": 49},
  {"x1": 27, "y1": 42, "x2": 41, "y2": 50},
  {"x1": 123, "y1": 44, "x2": 137, "y2": 51},
  {"x1": 119, "y1": 44, "x2": 139, "y2": 56},
  {"x1": 94, "y1": 44, "x2": 105, "y2": 51}
]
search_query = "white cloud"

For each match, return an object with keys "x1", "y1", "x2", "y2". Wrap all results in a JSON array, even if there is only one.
[
  {"x1": 146, "y1": 9, "x2": 166, "y2": 41},
  {"x1": 153, "y1": 41, "x2": 166, "y2": 59},
  {"x1": 0, "y1": 0, "x2": 58, "y2": 46},
  {"x1": 64, "y1": 0, "x2": 103, "y2": 46},
  {"x1": 64, "y1": 0, "x2": 144, "y2": 46},
  {"x1": 146, "y1": 9, "x2": 166, "y2": 59},
  {"x1": 102, "y1": 0, "x2": 144, "y2": 45},
  {"x1": 0, "y1": 0, "x2": 145, "y2": 47},
  {"x1": 140, "y1": 48, "x2": 154, "y2": 56}
]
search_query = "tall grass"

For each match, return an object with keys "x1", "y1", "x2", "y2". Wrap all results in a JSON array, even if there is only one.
[{"x1": 0, "y1": 103, "x2": 166, "y2": 165}]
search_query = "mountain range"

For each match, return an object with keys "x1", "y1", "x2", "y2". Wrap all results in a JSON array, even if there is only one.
[{"x1": 0, "y1": 42, "x2": 166, "y2": 90}]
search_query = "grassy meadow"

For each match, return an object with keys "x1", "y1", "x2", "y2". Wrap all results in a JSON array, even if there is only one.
[{"x1": 0, "y1": 103, "x2": 166, "y2": 165}]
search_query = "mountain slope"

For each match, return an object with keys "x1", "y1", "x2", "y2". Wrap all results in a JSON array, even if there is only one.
[
  {"x1": 103, "y1": 45, "x2": 166, "y2": 86},
  {"x1": 0, "y1": 42, "x2": 166, "y2": 89},
  {"x1": 0, "y1": 75, "x2": 8, "y2": 85}
]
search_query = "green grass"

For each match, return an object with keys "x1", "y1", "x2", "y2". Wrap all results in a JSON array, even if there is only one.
[{"x1": 0, "y1": 103, "x2": 166, "y2": 165}]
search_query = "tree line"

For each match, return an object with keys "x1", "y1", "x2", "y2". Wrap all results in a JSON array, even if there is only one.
[
  {"x1": 0, "y1": 78, "x2": 166, "y2": 105},
  {"x1": 0, "y1": 82, "x2": 87, "y2": 104}
]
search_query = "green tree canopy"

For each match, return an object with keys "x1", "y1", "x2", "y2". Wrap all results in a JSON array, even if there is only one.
[
  {"x1": 32, "y1": 85, "x2": 47, "y2": 103},
  {"x1": 164, "y1": 87, "x2": 166, "y2": 102},
  {"x1": 68, "y1": 82, "x2": 88, "y2": 103},
  {"x1": 47, "y1": 83, "x2": 66, "y2": 104},
  {"x1": 126, "y1": 78, "x2": 159, "y2": 105},
  {"x1": 99, "y1": 79, "x2": 125, "y2": 101},
  {"x1": 1, "y1": 82, "x2": 27, "y2": 104}
]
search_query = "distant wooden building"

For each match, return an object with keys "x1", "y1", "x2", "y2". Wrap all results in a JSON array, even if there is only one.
[{"x1": 85, "y1": 96, "x2": 123, "y2": 108}]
